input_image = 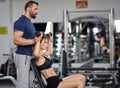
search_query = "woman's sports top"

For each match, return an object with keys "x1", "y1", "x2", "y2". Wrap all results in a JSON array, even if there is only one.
[{"x1": 36, "y1": 56, "x2": 53, "y2": 70}]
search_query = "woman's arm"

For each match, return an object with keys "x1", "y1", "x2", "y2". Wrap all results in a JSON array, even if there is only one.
[
  {"x1": 33, "y1": 42, "x2": 41, "y2": 60},
  {"x1": 46, "y1": 37, "x2": 52, "y2": 56},
  {"x1": 33, "y1": 32, "x2": 43, "y2": 60}
]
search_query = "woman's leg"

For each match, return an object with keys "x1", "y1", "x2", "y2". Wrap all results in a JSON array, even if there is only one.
[
  {"x1": 102, "y1": 46, "x2": 110, "y2": 54},
  {"x1": 100, "y1": 38, "x2": 110, "y2": 54},
  {"x1": 57, "y1": 74, "x2": 86, "y2": 88}
]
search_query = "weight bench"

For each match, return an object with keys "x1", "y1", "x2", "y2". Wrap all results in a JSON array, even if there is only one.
[{"x1": 30, "y1": 59, "x2": 47, "y2": 88}]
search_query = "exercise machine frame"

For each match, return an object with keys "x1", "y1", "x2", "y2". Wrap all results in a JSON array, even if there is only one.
[{"x1": 62, "y1": 8, "x2": 120, "y2": 87}]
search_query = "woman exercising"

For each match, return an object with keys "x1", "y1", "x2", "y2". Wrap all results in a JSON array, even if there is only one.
[{"x1": 33, "y1": 32, "x2": 86, "y2": 88}]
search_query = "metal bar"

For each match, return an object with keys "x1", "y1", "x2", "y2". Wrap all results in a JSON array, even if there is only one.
[
  {"x1": 68, "y1": 67, "x2": 105, "y2": 70},
  {"x1": 63, "y1": 9, "x2": 68, "y2": 53},
  {"x1": 68, "y1": 10, "x2": 110, "y2": 14},
  {"x1": 75, "y1": 72, "x2": 118, "y2": 75},
  {"x1": 63, "y1": 10, "x2": 71, "y2": 68},
  {"x1": 0, "y1": 76, "x2": 16, "y2": 86},
  {"x1": 67, "y1": 67, "x2": 120, "y2": 71},
  {"x1": 109, "y1": 8, "x2": 115, "y2": 68},
  {"x1": 113, "y1": 73, "x2": 118, "y2": 86}
]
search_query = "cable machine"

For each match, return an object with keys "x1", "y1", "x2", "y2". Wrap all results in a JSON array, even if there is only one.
[
  {"x1": 63, "y1": 8, "x2": 115, "y2": 66},
  {"x1": 62, "y1": 8, "x2": 120, "y2": 87}
]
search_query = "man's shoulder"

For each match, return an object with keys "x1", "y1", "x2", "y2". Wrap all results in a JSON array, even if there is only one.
[{"x1": 14, "y1": 15, "x2": 27, "y2": 23}]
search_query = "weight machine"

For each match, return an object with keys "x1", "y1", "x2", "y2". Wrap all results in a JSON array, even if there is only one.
[
  {"x1": 62, "y1": 8, "x2": 120, "y2": 88},
  {"x1": 0, "y1": 53, "x2": 16, "y2": 87}
]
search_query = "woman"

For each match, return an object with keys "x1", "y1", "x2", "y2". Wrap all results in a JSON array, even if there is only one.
[{"x1": 33, "y1": 32, "x2": 86, "y2": 88}]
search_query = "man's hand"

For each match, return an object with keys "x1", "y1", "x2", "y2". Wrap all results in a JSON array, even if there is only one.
[{"x1": 34, "y1": 32, "x2": 43, "y2": 43}]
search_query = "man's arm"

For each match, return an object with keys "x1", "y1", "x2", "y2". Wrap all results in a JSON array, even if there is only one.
[
  {"x1": 14, "y1": 30, "x2": 35, "y2": 46},
  {"x1": 94, "y1": 35, "x2": 101, "y2": 42}
]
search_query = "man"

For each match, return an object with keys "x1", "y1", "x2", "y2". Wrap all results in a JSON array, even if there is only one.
[
  {"x1": 13, "y1": 1, "x2": 39, "y2": 88},
  {"x1": 94, "y1": 27, "x2": 110, "y2": 56}
]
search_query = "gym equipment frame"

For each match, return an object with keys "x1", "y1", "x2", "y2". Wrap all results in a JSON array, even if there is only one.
[{"x1": 62, "y1": 8, "x2": 120, "y2": 88}]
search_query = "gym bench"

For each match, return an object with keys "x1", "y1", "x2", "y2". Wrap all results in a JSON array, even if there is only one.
[{"x1": 30, "y1": 59, "x2": 47, "y2": 88}]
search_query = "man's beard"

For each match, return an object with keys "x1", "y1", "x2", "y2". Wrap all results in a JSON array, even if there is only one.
[{"x1": 31, "y1": 15, "x2": 36, "y2": 19}]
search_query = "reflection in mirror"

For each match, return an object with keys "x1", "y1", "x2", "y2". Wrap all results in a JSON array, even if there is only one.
[{"x1": 67, "y1": 16, "x2": 110, "y2": 64}]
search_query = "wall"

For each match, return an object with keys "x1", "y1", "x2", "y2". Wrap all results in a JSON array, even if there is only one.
[
  {"x1": 12, "y1": 0, "x2": 120, "y2": 23},
  {"x1": 0, "y1": 0, "x2": 12, "y2": 66}
]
